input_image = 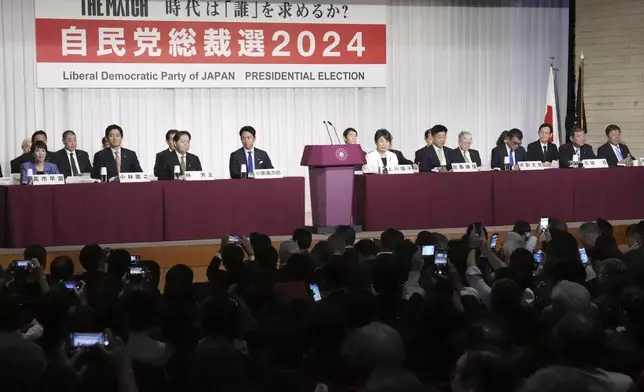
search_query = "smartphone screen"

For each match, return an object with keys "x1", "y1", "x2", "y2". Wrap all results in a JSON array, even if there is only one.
[
  {"x1": 14, "y1": 260, "x2": 30, "y2": 268},
  {"x1": 435, "y1": 251, "x2": 448, "y2": 275},
  {"x1": 421, "y1": 245, "x2": 435, "y2": 257},
  {"x1": 533, "y1": 251, "x2": 544, "y2": 264},
  {"x1": 539, "y1": 216, "x2": 549, "y2": 229},
  {"x1": 309, "y1": 283, "x2": 322, "y2": 301},
  {"x1": 64, "y1": 281, "x2": 79, "y2": 290},
  {"x1": 490, "y1": 234, "x2": 499, "y2": 249},
  {"x1": 69, "y1": 332, "x2": 109, "y2": 348},
  {"x1": 524, "y1": 232, "x2": 531, "y2": 242},
  {"x1": 128, "y1": 266, "x2": 145, "y2": 275},
  {"x1": 228, "y1": 236, "x2": 242, "y2": 244},
  {"x1": 579, "y1": 248, "x2": 589, "y2": 264},
  {"x1": 130, "y1": 255, "x2": 140, "y2": 263}
]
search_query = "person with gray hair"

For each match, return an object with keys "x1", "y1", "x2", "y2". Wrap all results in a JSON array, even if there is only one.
[
  {"x1": 278, "y1": 240, "x2": 300, "y2": 266},
  {"x1": 21, "y1": 138, "x2": 32, "y2": 154},
  {"x1": 579, "y1": 221, "x2": 602, "y2": 250},
  {"x1": 447, "y1": 130, "x2": 482, "y2": 169}
]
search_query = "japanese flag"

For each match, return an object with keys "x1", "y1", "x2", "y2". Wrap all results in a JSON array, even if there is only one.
[{"x1": 544, "y1": 63, "x2": 559, "y2": 145}]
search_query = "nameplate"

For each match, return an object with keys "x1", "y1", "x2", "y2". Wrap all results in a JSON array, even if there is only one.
[
  {"x1": 518, "y1": 161, "x2": 544, "y2": 171},
  {"x1": 387, "y1": 165, "x2": 416, "y2": 175},
  {"x1": 66, "y1": 176, "x2": 97, "y2": 184},
  {"x1": 184, "y1": 171, "x2": 215, "y2": 181},
  {"x1": 582, "y1": 159, "x2": 608, "y2": 169},
  {"x1": 638, "y1": 158, "x2": 644, "y2": 166},
  {"x1": 0, "y1": 177, "x2": 15, "y2": 186},
  {"x1": 451, "y1": 163, "x2": 478, "y2": 173},
  {"x1": 253, "y1": 169, "x2": 284, "y2": 179},
  {"x1": 32, "y1": 174, "x2": 66, "y2": 185},
  {"x1": 119, "y1": 173, "x2": 151, "y2": 183}
]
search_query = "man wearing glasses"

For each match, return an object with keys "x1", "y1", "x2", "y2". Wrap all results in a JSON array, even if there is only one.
[
  {"x1": 490, "y1": 128, "x2": 527, "y2": 170},
  {"x1": 447, "y1": 131, "x2": 482, "y2": 170}
]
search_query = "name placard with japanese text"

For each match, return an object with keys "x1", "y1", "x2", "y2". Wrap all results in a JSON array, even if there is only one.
[{"x1": 35, "y1": 0, "x2": 387, "y2": 88}]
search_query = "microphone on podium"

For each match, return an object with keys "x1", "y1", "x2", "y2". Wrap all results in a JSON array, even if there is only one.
[
  {"x1": 327, "y1": 121, "x2": 342, "y2": 144},
  {"x1": 323, "y1": 121, "x2": 334, "y2": 145}
]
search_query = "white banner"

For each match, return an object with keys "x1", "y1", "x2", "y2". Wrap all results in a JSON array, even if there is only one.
[{"x1": 34, "y1": 0, "x2": 387, "y2": 88}]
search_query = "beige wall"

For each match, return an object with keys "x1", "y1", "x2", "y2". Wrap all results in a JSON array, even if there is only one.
[{"x1": 576, "y1": 0, "x2": 644, "y2": 157}]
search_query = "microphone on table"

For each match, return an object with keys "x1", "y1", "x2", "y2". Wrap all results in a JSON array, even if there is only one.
[
  {"x1": 323, "y1": 121, "x2": 334, "y2": 145},
  {"x1": 327, "y1": 121, "x2": 342, "y2": 144}
]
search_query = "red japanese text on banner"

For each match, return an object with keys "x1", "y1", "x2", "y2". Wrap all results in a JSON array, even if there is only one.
[{"x1": 35, "y1": 0, "x2": 387, "y2": 88}]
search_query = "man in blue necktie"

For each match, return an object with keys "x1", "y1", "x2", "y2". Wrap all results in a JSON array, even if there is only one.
[
  {"x1": 229, "y1": 125, "x2": 274, "y2": 179},
  {"x1": 597, "y1": 124, "x2": 633, "y2": 167},
  {"x1": 490, "y1": 128, "x2": 527, "y2": 170}
]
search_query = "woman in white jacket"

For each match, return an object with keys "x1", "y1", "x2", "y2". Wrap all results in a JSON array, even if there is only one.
[{"x1": 362, "y1": 129, "x2": 399, "y2": 174}]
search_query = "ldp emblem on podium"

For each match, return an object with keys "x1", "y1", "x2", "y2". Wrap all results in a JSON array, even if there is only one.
[{"x1": 335, "y1": 148, "x2": 348, "y2": 161}]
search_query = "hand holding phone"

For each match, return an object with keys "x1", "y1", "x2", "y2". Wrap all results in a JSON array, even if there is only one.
[
  {"x1": 68, "y1": 332, "x2": 110, "y2": 353},
  {"x1": 309, "y1": 283, "x2": 322, "y2": 301},
  {"x1": 489, "y1": 233, "x2": 500, "y2": 250},
  {"x1": 434, "y1": 251, "x2": 448, "y2": 276},
  {"x1": 539, "y1": 216, "x2": 549, "y2": 232}
]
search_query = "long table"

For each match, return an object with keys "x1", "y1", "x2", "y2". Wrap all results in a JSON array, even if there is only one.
[
  {"x1": 0, "y1": 177, "x2": 305, "y2": 248},
  {"x1": 354, "y1": 168, "x2": 644, "y2": 231}
]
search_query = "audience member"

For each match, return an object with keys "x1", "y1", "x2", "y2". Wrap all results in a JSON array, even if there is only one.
[{"x1": 3, "y1": 216, "x2": 644, "y2": 392}]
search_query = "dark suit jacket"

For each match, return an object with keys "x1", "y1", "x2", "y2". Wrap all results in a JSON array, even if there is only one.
[
  {"x1": 390, "y1": 149, "x2": 413, "y2": 165},
  {"x1": 558, "y1": 143, "x2": 596, "y2": 168},
  {"x1": 229, "y1": 147, "x2": 274, "y2": 179},
  {"x1": 597, "y1": 142, "x2": 632, "y2": 167},
  {"x1": 416, "y1": 146, "x2": 453, "y2": 172},
  {"x1": 490, "y1": 145, "x2": 527, "y2": 170},
  {"x1": 156, "y1": 150, "x2": 203, "y2": 180},
  {"x1": 153, "y1": 149, "x2": 172, "y2": 178},
  {"x1": 52, "y1": 149, "x2": 92, "y2": 177},
  {"x1": 526, "y1": 141, "x2": 559, "y2": 163},
  {"x1": 91, "y1": 148, "x2": 143, "y2": 179},
  {"x1": 447, "y1": 148, "x2": 482, "y2": 170},
  {"x1": 10, "y1": 151, "x2": 55, "y2": 174}
]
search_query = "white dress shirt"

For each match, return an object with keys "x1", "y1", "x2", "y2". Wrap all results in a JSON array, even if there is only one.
[
  {"x1": 540, "y1": 142, "x2": 549, "y2": 157},
  {"x1": 460, "y1": 149, "x2": 471, "y2": 163},
  {"x1": 612, "y1": 144, "x2": 624, "y2": 160},
  {"x1": 66, "y1": 149, "x2": 81, "y2": 175},
  {"x1": 111, "y1": 148, "x2": 121, "y2": 160},
  {"x1": 433, "y1": 145, "x2": 447, "y2": 166}
]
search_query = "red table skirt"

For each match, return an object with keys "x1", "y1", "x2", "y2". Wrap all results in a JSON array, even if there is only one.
[
  {"x1": 1, "y1": 177, "x2": 305, "y2": 248},
  {"x1": 162, "y1": 177, "x2": 305, "y2": 241},
  {"x1": 354, "y1": 168, "x2": 644, "y2": 231}
]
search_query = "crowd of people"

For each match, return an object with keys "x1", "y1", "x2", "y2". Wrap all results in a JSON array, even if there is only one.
[{"x1": 1, "y1": 218, "x2": 644, "y2": 392}]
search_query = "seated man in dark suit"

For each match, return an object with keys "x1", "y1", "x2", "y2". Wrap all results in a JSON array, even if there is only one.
[
  {"x1": 153, "y1": 129, "x2": 177, "y2": 178},
  {"x1": 229, "y1": 125, "x2": 274, "y2": 179},
  {"x1": 526, "y1": 123, "x2": 559, "y2": 166},
  {"x1": 91, "y1": 124, "x2": 143, "y2": 180},
  {"x1": 10, "y1": 130, "x2": 55, "y2": 173},
  {"x1": 447, "y1": 131, "x2": 482, "y2": 169},
  {"x1": 490, "y1": 128, "x2": 527, "y2": 170},
  {"x1": 414, "y1": 129, "x2": 433, "y2": 165},
  {"x1": 597, "y1": 124, "x2": 633, "y2": 167},
  {"x1": 559, "y1": 126, "x2": 596, "y2": 168},
  {"x1": 417, "y1": 125, "x2": 452, "y2": 172},
  {"x1": 157, "y1": 131, "x2": 203, "y2": 180},
  {"x1": 52, "y1": 130, "x2": 93, "y2": 177},
  {"x1": 344, "y1": 127, "x2": 367, "y2": 170}
]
